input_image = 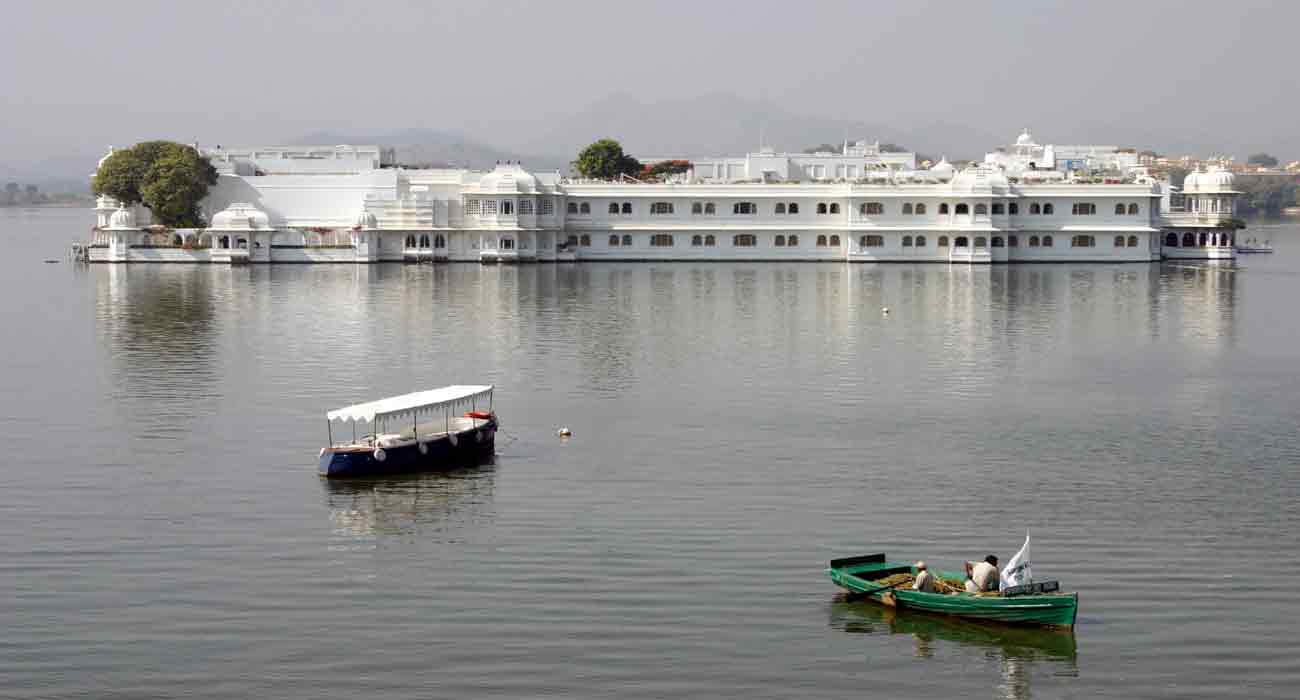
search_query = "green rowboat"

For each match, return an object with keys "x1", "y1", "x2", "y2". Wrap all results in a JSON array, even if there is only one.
[{"x1": 827, "y1": 553, "x2": 1078, "y2": 628}]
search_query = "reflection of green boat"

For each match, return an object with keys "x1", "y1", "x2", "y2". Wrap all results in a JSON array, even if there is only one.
[{"x1": 827, "y1": 553, "x2": 1078, "y2": 628}]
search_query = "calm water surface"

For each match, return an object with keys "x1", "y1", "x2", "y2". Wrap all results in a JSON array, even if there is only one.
[{"x1": 3, "y1": 209, "x2": 1299, "y2": 699}]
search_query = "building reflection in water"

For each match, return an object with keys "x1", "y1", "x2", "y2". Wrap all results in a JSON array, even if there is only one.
[
  {"x1": 321, "y1": 465, "x2": 496, "y2": 540},
  {"x1": 828, "y1": 595, "x2": 1078, "y2": 700}
]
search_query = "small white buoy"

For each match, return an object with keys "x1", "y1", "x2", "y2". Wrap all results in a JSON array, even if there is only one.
[
  {"x1": 557, "y1": 427, "x2": 572, "y2": 438},
  {"x1": 882, "y1": 306, "x2": 890, "y2": 315}
]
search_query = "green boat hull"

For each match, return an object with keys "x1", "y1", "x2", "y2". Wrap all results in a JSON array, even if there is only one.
[{"x1": 827, "y1": 554, "x2": 1078, "y2": 628}]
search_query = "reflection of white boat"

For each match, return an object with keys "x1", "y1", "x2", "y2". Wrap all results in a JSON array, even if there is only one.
[{"x1": 1235, "y1": 238, "x2": 1274, "y2": 254}]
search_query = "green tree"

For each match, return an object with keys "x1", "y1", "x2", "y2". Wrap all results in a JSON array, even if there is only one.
[
  {"x1": 3, "y1": 182, "x2": 18, "y2": 206},
  {"x1": 641, "y1": 159, "x2": 691, "y2": 181},
  {"x1": 92, "y1": 141, "x2": 218, "y2": 226},
  {"x1": 573, "y1": 139, "x2": 642, "y2": 180},
  {"x1": 1247, "y1": 152, "x2": 1279, "y2": 168}
]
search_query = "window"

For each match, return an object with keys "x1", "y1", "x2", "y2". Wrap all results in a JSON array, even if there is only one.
[
  {"x1": 1029, "y1": 235, "x2": 1040, "y2": 247},
  {"x1": 692, "y1": 234, "x2": 703, "y2": 246},
  {"x1": 1042, "y1": 235, "x2": 1054, "y2": 247},
  {"x1": 816, "y1": 235, "x2": 828, "y2": 247},
  {"x1": 650, "y1": 202, "x2": 674, "y2": 215},
  {"x1": 956, "y1": 203, "x2": 969, "y2": 215},
  {"x1": 1166, "y1": 233, "x2": 1179, "y2": 247},
  {"x1": 1199, "y1": 232, "x2": 1207, "y2": 246},
  {"x1": 860, "y1": 202, "x2": 883, "y2": 215},
  {"x1": 974, "y1": 236, "x2": 987, "y2": 248},
  {"x1": 955, "y1": 236, "x2": 969, "y2": 247},
  {"x1": 1071, "y1": 203, "x2": 1096, "y2": 216},
  {"x1": 519, "y1": 200, "x2": 533, "y2": 215},
  {"x1": 903, "y1": 203, "x2": 913, "y2": 215},
  {"x1": 939, "y1": 203, "x2": 950, "y2": 215},
  {"x1": 975, "y1": 203, "x2": 988, "y2": 215},
  {"x1": 1072, "y1": 235, "x2": 1095, "y2": 247},
  {"x1": 1115, "y1": 204, "x2": 1126, "y2": 215},
  {"x1": 733, "y1": 234, "x2": 757, "y2": 247},
  {"x1": 704, "y1": 234, "x2": 716, "y2": 246},
  {"x1": 829, "y1": 235, "x2": 841, "y2": 246},
  {"x1": 566, "y1": 202, "x2": 577, "y2": 214},
  {"x1": 650, "y1": 234, "x2": 674, "y2": 247},
  {"x1": 775, "y1": 202, "x2": 786, "y2": 215},
  {"x1": 733, "y1": 202, "x2": 756, "y2": 215},
  {"x1": 1114, "y1": 235, "x2": 1126, "y2": 247},
  {"x1": 829, "y1": 203, "x2": 841, "y2": 214},
  {"x1": 860, "y1": 235, "x2": 884, "y2": 247},
  {"x1": 566, "y1": 235, "x2": 579, "y2": 247},
  {"x1": 817, "y1": 203, "x2": 828, "y2": 215},
  {"x1": 580, "y1": 202, "x2": 590, "y2": 214},
  {"x1": 1128, "y1": 203, "x2": 1139, "y2": 215},
  {"x1": 609, "y1": 234, "x2": 620, "y2": 246},
  {"x1": 788, "y1": 203, "x2": 799, "y2": 214},
  {"x1": 1182, "y1": 232, "x2": 1195, "y2": 247},
  {"x1": 577, "y1": 235, "x2": 588, "y2": 246},
  {"x1": 1043, "y1": 203, "x2": 1054, "y2": 215},
  {"x1": 405, "y1": 235, "x2": 417, "y2": 248},
  {"x1": 621, "y1": 202, "x2": 632, "y2": 215},
  {"x1": 609, "y1": 202, "x2": 620, "y2": 214},
  {"x1": 419, "y1": 234, "x2": 430, "y2": 248},
  {"x1": 501, "y1": 200, "x2": 514, "y2": 215},
  {"x1": 992, "y1": 236, "x2": 1004, "y2": 247},
  {"x1": 1008, "y1": 235, "x2": 1018, "y2": 247},
  {"x1": 787, "y1": 234, "x2": 799, "y2": 246},
  {"x1": 1008, "y1": 203, "x2": 1019, "y2": 215},
  {"x1": 467, "y1": 199, "x2": 482, "y2": 215},
  {"x1": 1128, "y1": 235, "x2": 1139, "y2": 247},
  {"x1": 482, "y1": 200, "x2": 498, "y2": 215},
  {"x1": 902, "y1": 235, "x2": 913, "y2": 247},
  {"x1": 1030, "y1": 203, "x2": 1041, "y2": 215},
  {"x1": 541, "y1": 199, "x2": 554, "y2": 215},
  {"x1": 938, "y1": 236, "x2": 949, "y2": 247},
  {"x1": 992, "y1": 203, "x2": 1004, "y2": 215},
  {"x1": 500, "y1": 238, "x2": 515, "y2": 250},
  {"x1": 435, "y1": 235, "x2": 446, "y2": 249},
  {"x1": 775, "y1": 235, "x2": 786, "y2": 247},
  {"x1": 622, "y1": 234, "x2": 632, "y2": 246},
  {"x1": 692, "y1": 202, "x2": 703, "y2": 215},
  {"x1": 915, "y1": 235, "x2": 926, "y2": 247},
  {"x1": 915, "y1": 203, "x2": 926, "y2": 215},
  {"x1": 705, "y1": 202, "x2": 716, "y2": 215}
]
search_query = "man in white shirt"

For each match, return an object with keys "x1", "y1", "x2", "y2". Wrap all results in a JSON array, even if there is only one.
[
  {"x1": 967, "y1": 555, "x2": 1000, "y2": 592},
  {"x1": 912, "y1": 561, "x2": 936, "y2": 593}
]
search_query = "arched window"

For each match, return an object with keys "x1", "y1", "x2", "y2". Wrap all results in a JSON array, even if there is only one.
[
  {"x1": 580, "y1": 203, "x2": 590, "y2": 214},
  {"x1": 237, "y1": 238, "x2": 248, "y2": 249},
  {"x1": 956, "y1": 203, "x2": 969, "y2": 215},
  {"x1": 650, "y1": 202, "x2": 674, "y2": 215},
  {"x1": 704, "y1": 202, "x2": 716, "y2": 215},
  {"x1": 1115, "y1": 204, "x2": 1126, "y2": 215},
  {"x1": 1114, "y1": 235, "x2": 1126, "y2": 247},
  {"x1": 788, "y1": 202, "x2": 799, "y2": 214},
  {"x1": 1128, "y1": 235, "x2": 1139, "y2": 248},
  {"x1": 500, "y1": 238, "x2": 515, "y2": 250},
  {"x1": 650, "y1": 234, "x2": 674, "y2": 247},
  {"x1": 992, "y1": 203, "x2": 1004, "y2": 215},
  {"x1": 405, "y1": 235, "x2": 417, "y2": 248},
  {"x1": 705, "y1": 234, "x2": 716, "y2": 246},
  {"x1": 733, "y1": 202, "x2": 756, "y2": 215},
  {"x1": 974, "y1": 236, "x2": 987, "y2": 248},
  {"x1": 955, "y1": 236, "x2": 969, "y2": 247},
  {"x1": 902, "y1": 203, "x2": 913, "y2": 215},
  {"x1": 938, "y1": 236, "x2": 949, "y2": 247},
  {"x1": 1043, "y1": 203, "x2": 1054, "y2": 215},
  {"x1": 939, "y1": 203, "x2": 950, "y2": 215},
  {"x1": 609, "y1": 202, "x2": 620, "y2": 214},
  {"x1": 1198, "y1": 232, "x2": 1207, "y2": 247},
  {"x1": 1008, "y1": 203, "x2": 1019, "y2": 215},
  {"x1": 567, "y1": 202, "x2": 578, "y2": 214},
  {"x1": 861, "y1": 235, "x2": 883, "y2": 247},
  {"x1": 1042, "y1": 235, "x2": 1053, "y2": 247},
  {"x1": 829, "y1": 235, "x2": 841, "y2": 246},
  {"x1": 787, "y1": 234, "x2": 799, "y2": 246},
  {"x1": 692, "y1": 202, "x2": 703, "y2": 215},
  {"x1": 774, "y1": 235, "x2": 786, "y2": 246},
  {"x1": 609, "y1": 234, "x2": 620, "y2": 246},
  {"x1": 219, "y1": 235, "x2": 230, "y2": 249},
  {"x1": 1070, "y1": 203, "x2": 1095, "y2": 216},
  {"x1": 902, "y1": 235, "x2": 913, "y2": 247},
  {"x1": 171, "y1": 234, "x2": 182, "y2": 246},
  {"x1": 775, "y1": 202, "x2": 786, "y2": 215},
  {"x1": 991, "y1": 236, "x2": 1004, "y2": 247},
  {"x1": 1029, "y1": 235, "x2": 1040, "y2": 247},
  {"x1": 435, "y1": 234, "x2": 446, "y2": 249},
  {"x1": 1181, "y1": 232, "x2": 1194, "y2": 247},
  {"x1": 691, "y1": 234, "x2": 703, "y2": 246},
  {"x1": 1072, "y1": 235, "x2": 1095, "y2": 247},
  {"x1": 817, "y1": 203, "x2": 828, "y2": 215},
  {"x1": 915, "y1": 235, "x2": 926, "y2": 247},
  {"x1": 1030, "y1": 203, "x2": 1041, "y2": 215},
  {"x1": 915, "y1": 203, "x2": 927, "y2": 215},
  {"x1": 622, "y1": 234, "x2": 633, "y2": 246},
  {"x1": 1128, "y1": 203, "x2": 1139, "y2": 215},
  {"x1": 566, "y1": 235, "x2": 579, "y2": 247},
  {"x1": 621, "y1": 202, "x2": 632, "y2": 215},
  {"x1": 501, "y1": 201, "x2": 514, "y2": 215},
  {"x1": 419, "y1": 234, "x2": 430, "y2": 248},
  {"x1": 860, "y1": 202, "x2": 883, "y2": 215},
  {"x1": 1007, "y1": 235, "x2": 1018, "y2": 247},
  {"x1": 975, "y1": 204, "x2": 988, "y2": 215},
  {"x1": 830, "y1": 202, "x2": 841, "y2": 214},
  {"x1": 733, "y1": 234, "x2": 757, "y2": 247},
  {"x1": 816, "y1": 235, "x2": 828, "y2": 247}
]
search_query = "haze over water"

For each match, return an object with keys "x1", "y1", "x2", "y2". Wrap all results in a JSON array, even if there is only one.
[{"x1": 3, "y1": 209, "x2": 1299, "y2": 698}]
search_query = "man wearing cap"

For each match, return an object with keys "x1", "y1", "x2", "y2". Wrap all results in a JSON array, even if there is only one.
[{"x1": 912, "y1": 561, "x2": 936, "y2": 593}]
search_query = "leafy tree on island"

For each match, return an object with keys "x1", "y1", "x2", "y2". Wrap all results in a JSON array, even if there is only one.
[
  {"x1": 93, "y1": 140, "x2": 218, "y2": 227},
  {"x1": 572, "y1": 139, "x2": 642, "y2": 180},
  {"x1": 640, "y1": 159, "x2": 691, "y2": 181},
  {"x1": 1247, "y1": 152, "x2": 1279, "y2": 168}
]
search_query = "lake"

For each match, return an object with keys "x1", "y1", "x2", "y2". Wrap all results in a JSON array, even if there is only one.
[{"x1": 3, "y1": 208, "x2": 1298, "y2": 698}]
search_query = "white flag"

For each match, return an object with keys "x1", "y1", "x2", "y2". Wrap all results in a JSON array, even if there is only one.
[{"x1": 1000, "y1": 534, "x2": 1032, "y2": 591}]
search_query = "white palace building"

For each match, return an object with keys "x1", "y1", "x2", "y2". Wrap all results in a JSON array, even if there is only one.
[{"x1": 86, "y1": 131, "x2": 1241, "y2": 264}]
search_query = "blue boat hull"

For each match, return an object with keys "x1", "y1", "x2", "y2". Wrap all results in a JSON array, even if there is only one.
[{"x1": 319, "y1": 418, "x2": 497, "y2": 478}]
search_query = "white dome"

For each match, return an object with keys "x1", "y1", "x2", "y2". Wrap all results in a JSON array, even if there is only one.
[
  {"x1": 355, "y1": 211, "x2": 378, "y2": 229},
  {"x1": 929, "y1": 157, "x2": 955, "y2": 180},
  {"x1": 1202, "y1": 166, "x2": 1236, "y2": 192},
  {"x1": 209, "y1": 202, "x2": 271, "y2": 230},
  {"x1": 107, "y1": 207, "x2": 137, "y2": 230},
  {"x1": 1015, "y1": 129, "x2": 1035, "y2": 146},
  {"x1": 1181, "y1": 169, "x2": 1203, "y2": 193},
  {"x1": 477, "y1": 163, "x2": 538, "y2": 193}
]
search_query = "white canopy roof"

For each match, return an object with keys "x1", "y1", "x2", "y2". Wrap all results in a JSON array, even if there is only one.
[{"x1": 327, "y1": 385, "x2": 493, "y2": 424}]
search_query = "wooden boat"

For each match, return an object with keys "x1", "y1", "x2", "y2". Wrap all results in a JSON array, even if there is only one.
[
  {"x1": 319, "y1": 385, "x2": 497, "y2": 478},
  {"x1": 827, "y1": 553, "x2": 1078, "y2": 628}
]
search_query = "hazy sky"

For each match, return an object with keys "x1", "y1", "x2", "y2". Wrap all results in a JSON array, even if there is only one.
[{"x1": 2, "y1": 0, "x2": 1296, "y2": 170}]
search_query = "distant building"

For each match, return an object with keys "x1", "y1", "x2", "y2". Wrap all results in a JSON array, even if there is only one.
[
  {"x1": 984, "y1": 129, "x2": 1139, "y2": 176},
  {"x1": 639, "y1": 140, "x2": 916, "y2": 183}
]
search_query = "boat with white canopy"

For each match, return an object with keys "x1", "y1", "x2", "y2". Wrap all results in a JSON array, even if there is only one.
[{"x1": 319, "y1": 385, "x2": 497, "y2": 478}]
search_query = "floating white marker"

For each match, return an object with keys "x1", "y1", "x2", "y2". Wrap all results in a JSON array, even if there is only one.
[
  {"x1": 557, "y1": 427, "x2": 572, "y2": 438},
  {"x1": 882, "y1": 306, "x2": 890, "y2": 315}
]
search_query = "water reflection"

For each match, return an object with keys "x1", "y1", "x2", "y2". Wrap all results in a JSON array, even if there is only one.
[
  {"x1": 321, "y1": 465, "x2": 496, "y2": 539},
  {"x1": 829, "y1": 595, "x2": 1077, "y2": 699}
]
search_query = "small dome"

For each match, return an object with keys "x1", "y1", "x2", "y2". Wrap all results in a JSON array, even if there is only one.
[
  {"x1": 1015, "y1": 128, "x2": 1035, "y2": 146},
  {"x1": 1181, "y1": 169, "x2": 1203, "y2": 193},
  {"x1": 356, "y1": 211, "x2": 378, "y2": 229},
  {"x1": 478, "y1": 163, "x2": 538, "y2": 193},
  {"x1": 1202, "y1": 166, "x2": 1235, "y2": 192},
  {"x1": 108, "y1": 207, "x2": 137, "y2": 229},
  {"x1": 930, "y1": 157, "x2": 955, "y2": 180},
  {"x1": 210, "y1": 202, "x2": 271, "y2": 230}
]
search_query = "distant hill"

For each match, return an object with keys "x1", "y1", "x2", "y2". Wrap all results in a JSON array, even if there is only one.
[{"x1": 288, "y1": 128, "x2": 565, "y2": 171}]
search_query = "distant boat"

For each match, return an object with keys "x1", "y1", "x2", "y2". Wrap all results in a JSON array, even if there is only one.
[
  {"x1": 827, "y1": 553, "x2": 1078, "y2": 628},
  {"x1": 1235, "y1": 238, "x2": 1274, "y2": 254},
  {"x1": 319, "y1": 385, "x2": 497, "y2": 478}
]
